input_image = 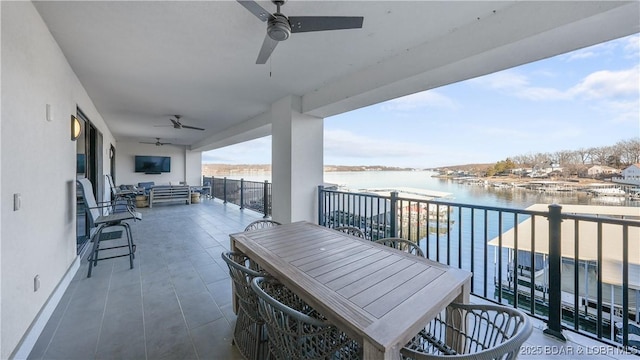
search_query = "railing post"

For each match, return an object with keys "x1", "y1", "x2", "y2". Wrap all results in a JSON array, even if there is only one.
[
  {"x1": 240, "y1": 178, "x2": 245, "y2": 210},
  {"x1": 263, "y1": 180, "x2": 269, "y2": 218},
  {"x1": 317, "y1": 185, "x2": 324, "y2": 226},
  {"x1": 223, "y1": 177, "x2": 227, "y2": 204},
  {"x1": 390, "y1": 191, "x2": 398, "y2": 237},
  {"x1": 544, "y1": 204, "x2": 567, "y2": 341}
]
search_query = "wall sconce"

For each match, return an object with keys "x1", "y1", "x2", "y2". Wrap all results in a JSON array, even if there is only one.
[{"x1": 71, "y1": 115, "x2": 82, "y2": 141}]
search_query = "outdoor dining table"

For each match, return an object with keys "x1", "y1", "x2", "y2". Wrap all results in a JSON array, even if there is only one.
[{"x1": 230, "y1": 221, "x2": 472, "y2": 360}]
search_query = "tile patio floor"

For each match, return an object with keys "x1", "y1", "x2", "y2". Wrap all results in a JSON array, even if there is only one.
[{"x1": 26, "y1": 198, "x2": 636, "y2": 359}]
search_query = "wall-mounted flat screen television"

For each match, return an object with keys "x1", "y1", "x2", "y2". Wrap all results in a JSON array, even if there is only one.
[{"x1": 134, "y1": 155, "x2": 171, "y2": 173}]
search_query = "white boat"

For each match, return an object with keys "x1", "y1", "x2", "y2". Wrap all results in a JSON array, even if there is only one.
[{"x1": 588, "y1": 188, "x2": 626, "y2": 197}]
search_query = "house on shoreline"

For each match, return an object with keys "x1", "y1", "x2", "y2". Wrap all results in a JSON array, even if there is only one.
[{"x1": 613, "y1": 164, "x2": 640, "y2": 187}]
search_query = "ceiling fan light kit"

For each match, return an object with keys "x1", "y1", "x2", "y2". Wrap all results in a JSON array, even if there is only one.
[{"x1": 268, "y1": 14, "x2": 291, "y2": 41}]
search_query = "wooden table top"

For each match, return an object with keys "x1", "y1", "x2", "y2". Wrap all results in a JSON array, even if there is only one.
[{"x1": 230, "y1": 221, "x2": 472, "y2": 358}]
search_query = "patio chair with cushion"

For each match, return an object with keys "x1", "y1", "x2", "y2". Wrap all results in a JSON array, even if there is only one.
[
  {"x1": 137, "y1": 181, "x2": 155, "y2": 195},
  {"x1": 244, "y1": 219, "x2": 281, "y2": 232},
  {"x1": 106, "y1": 174, "x2": 136, "y2": 212},
  {"x1": 221, "y1": 251, "x2": 268, "y2": 360},
  {"x1": 251, "y1": 277, "x2": 360, "y2": 360},
  {"x1": 375, "y1": 237, "x2": 425, "y2": 257},
  {"x1": 401, "y1": 303, "x2": 532, "y2": 360},
  {"x1": 77, "y1": 178, "x2": 142, "y2": 278},
  {"x1": 334, "y1": 226, "x2": 365, "y2": 239}
]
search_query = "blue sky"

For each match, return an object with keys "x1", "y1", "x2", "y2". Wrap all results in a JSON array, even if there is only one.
[{"x1": 203, "y1": 34, "x2": 639, "y2": 168}]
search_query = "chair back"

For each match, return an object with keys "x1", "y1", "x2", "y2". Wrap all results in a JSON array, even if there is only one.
[
  {"x1": 401, "y1": 303, "x2": 532, "y2": 359},
  {"x1": 251, "y1": 277, "x2": 355, "y2": 360},
  {"x1": 334, "y1": 226, "x2": 365, "y2": 238},
  {"x1": 244, "y1": 220, "x2": 281, "y2": 232},
  {"x1": 375, "y1": 237, "x2": 424, "y2": 257},
  {"x1": 221, "y1": 252, "x2": 263, "y2": 316},
  {"x1": 77, "y1": 178, "x2": 102, "y2": 225},
  {"x1": 105, "y1": 174, "x2": 117, "y2": 198}
]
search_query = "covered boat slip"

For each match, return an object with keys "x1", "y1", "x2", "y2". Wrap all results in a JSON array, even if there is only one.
[
  {"x1": 488, "y1": 204, "x2": 640, "y2": 287},
  {"x1": 488, "y1": 204, "x2": 640, "y2": 327}
]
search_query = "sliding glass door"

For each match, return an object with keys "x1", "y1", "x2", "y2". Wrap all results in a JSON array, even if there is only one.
[{"x1": 75, "y1": 108, "x2": 103, "y2": 253}]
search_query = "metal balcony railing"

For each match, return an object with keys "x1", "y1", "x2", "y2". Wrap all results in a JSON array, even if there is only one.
[
  {"x1": 203, "y1": 176, "x2": 272, "y2": 217},
  {"x1": 317, "y1": 185, "x2": 640, "y2": 352}
]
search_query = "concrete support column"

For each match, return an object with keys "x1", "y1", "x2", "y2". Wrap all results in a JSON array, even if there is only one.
[{"x1": 271, "y1": 96, "x2": 323, "y2": 224}]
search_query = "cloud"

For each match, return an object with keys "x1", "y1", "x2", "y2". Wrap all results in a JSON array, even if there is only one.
[
  {"x1": 597, "y1": 98, "x2": 640, "y2": 124},
  {"x1": 202, "y1": 137, "x2": 271, "y2": 164},
  {"x1": 623, "y1": 34, "x2": 640, "y2": 58},
  {"x1": 381, "y1": 90, "x2": 457, "y2": 111},
  {"x1": 569, "y1": 65, "x2": 639, "y2": 99},
  {"x1": 470, "y1": 70, "x2": 569, "y2": 100},
  {"x1": 472, "y1": 65, "x2": 639, "y2": 103},
  {"x1": 324, "y1": 129, "x2": 430, "y2": 162}
]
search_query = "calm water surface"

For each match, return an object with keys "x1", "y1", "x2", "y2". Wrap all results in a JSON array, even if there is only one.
[{"x1": 233, "y1": 170, "x2": 639, "y2": 209}]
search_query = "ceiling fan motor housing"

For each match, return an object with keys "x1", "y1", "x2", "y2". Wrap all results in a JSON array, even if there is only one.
[{"x1": 268, "y1": 13, "x2": 291, "y2": 41}]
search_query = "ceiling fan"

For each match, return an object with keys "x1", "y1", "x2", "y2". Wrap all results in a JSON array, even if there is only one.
[
  {"x1": 140, "y1": 138, "x2": 172, "y2": 146},
  {"x1": 160, "y1": 115, "x2": 205, "y2": 131},
  {"x1": 237, "y1": 0, "x2": 364, "y2": 64}
]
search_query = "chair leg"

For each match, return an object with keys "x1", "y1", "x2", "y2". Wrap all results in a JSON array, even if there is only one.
[
  {"x1": 124, "y1": 223, "x2": 134, "y2": 269},
  {"x1": 87, "y1": 223, "x2": 136, "y2": 277},
  {"x1": 124, "y1": 222, "x2": 136, "y2": 258},
  {"x1": 87, "y1": 226, "x2": 105, "y2": 278}
]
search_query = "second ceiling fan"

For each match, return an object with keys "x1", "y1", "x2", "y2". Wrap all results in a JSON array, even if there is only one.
[{"x1": 237, "y1": 0, "x2": 364, "y2": 64}]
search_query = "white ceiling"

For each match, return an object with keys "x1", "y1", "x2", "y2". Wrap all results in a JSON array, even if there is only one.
[{"x1": 33, "y1": 1, "x2": 639, "y2": 151}]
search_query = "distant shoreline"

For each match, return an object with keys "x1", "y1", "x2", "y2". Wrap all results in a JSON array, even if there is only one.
[{"x1": 202, "y1": 163, "x2": 417, "y2": 175}]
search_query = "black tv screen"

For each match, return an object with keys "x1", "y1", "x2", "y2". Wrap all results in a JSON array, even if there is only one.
[
  {"x1": 76, "y1": 154, "x2": 85, "y2": 174},
  {"x1": 135, "y1": 156, "x2": 171, "y2": 173}
]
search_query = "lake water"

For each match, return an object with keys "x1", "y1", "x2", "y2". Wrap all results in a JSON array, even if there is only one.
[{"x1": 225, "y1": 170, "x2": 640, "y2": 209}]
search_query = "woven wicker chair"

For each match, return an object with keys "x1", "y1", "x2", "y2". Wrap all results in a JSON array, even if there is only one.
[
  {"x1": 221, "y1": 252, "x2": 268, "y2": 360},
  {"x1": 375, "y1": 237, "x2": 425, "y2": 257},
  {"x1": 401, "y1": 303, "x2": 532, "y2": 360},
  {"x1": 334, "y1": 226, "x2": 365, "y2": 239},
  {"x1": 244, "y1": 219, "x2": 282, "y2": 232},
  {"x1": 251, "y1": 277, "x2": 360, "y2": 360}
]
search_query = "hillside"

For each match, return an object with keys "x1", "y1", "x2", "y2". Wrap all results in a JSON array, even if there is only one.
[
  {"x1": 202, "y1": 163, "x2": 415, "y2": 176},
  {"x1": 433, "y1": 163, "x2": 494, "y2": 172}
]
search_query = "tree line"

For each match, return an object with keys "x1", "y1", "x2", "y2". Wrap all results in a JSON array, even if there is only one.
[{"x1": 486, "y1": 137, "x2": 639, "y2": 176}]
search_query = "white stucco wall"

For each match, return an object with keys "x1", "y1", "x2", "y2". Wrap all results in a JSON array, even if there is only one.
[
  {"x1": 114, "y1": 141, "x2": 202, "y2": 187},
  {"x1": 0, "y1": 2, "x2": 115, "y2": 358}
]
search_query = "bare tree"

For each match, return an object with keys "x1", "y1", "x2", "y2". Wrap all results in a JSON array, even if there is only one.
[
  {"x1": 617, "y1": 138, "x2": 640, "y2": 166},
  {"x1": 590, "y1": 146, "x2": 611, "y2": 166},
  {"x1": 575, "y1": 148, "x2": 592, "y2": 165}
]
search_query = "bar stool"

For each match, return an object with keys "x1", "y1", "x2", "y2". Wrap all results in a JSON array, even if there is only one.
[{"x1": 77, "y1": 178, "x2": 141, "y2": 278}]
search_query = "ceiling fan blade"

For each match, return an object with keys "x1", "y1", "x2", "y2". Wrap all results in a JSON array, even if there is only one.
[
  {"x1": 181, "y1": 124, "x2": 206, "y2": 131},
  {"x1": 289, "y1": 16, "x2": 364, "y2": 33},
  {"x1": 140, "y1": 142, "x2": 156, "y2": 144},
  {"x1": 256, "y1": 34, "x2": 279, "y2": 64},
  {"x1": 236, "y1": 0, "x2": 271, "y2": 22},
  {"x1": 170, "y1": 119, "x2": 180, "y2": 126}
]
